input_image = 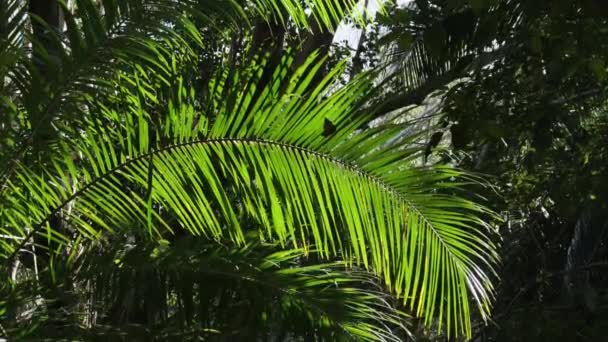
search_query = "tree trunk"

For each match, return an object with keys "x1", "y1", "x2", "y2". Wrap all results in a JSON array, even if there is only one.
[
  {"x1": 243, "y1": 19, "x2": 286, "y2": 113},
  {"x1": 29, "y1": 0, "x2": 62, "y2": 73},
  {"x1": 291, "y1": 0, "x2": 354, "y2": 92},
  {"x1": 349, "y1": 0, "x2": 369, "y2": 80},
  {"x1": 27, "y1": 1, "x2": 74, "y2": 337}
]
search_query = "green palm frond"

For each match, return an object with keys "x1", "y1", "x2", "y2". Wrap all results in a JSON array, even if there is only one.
[
  {"x1": 2, "y1": 233, "x2": 410, "y2": 340},
  {"x1": 0, "y1": 0, "x2": 206, "y2": 183},
  {"x1": 253, "y1": 0, "x2": 366, "y2": 31},
  {"x1": 0, "y1": 0, "x2": 369, "y2": 180},
  {"x1": 1, "y1": 47, "x2": 498, "y2": 338}
]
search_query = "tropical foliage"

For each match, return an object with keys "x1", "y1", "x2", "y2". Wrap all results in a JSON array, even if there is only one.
[
  {"x1": 0, "y1": 0, "x2": 499, "y2": 341},
  {"x1": 373, "y1": 0, "x2": 608, "y2": 340}
]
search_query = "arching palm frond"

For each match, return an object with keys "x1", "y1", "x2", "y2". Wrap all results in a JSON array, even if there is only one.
[{"x1": 1, "y1": 45, "x2": 498, "y2": 339}]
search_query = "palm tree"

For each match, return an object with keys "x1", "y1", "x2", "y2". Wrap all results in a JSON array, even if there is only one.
[{"x1": 0, "y1": 0, "x2": 498, "y2": 340}]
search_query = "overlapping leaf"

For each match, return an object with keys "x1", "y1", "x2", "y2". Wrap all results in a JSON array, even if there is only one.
[
  {"x1": 0, "y1": 0, "x2": 368, "y2": 182},
  {"x1": 2, "y1": 232, "x2": 410, "y2": 340}
]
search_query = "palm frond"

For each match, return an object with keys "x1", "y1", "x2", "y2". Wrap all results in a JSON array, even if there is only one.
[
  {"x1": 1, "y1": 49, "x2": 498, "y2": 338},
  {"x1": 2, "y1": 232, "x2": 410, "y2": 340},
  {"x1": 0, "y1": 0, "x2": 368, "y2": 182},
  {"x1": 250, "y1": 0, "x2": 374, "y2": 32},
  {"x1": 0, "y1": 0, "x2": 210, "y2": 188},
  {"x1": 374, "y1": 5, "x2": 479, "y2": 114}
]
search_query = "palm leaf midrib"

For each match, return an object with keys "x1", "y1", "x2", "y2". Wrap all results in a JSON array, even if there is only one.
[
  {"x1": 5, "y1": 134, "x2": 486, "y2": 317},
  {"x1": 2, "y1": 135, "x2": 396, "y2": 256}
]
